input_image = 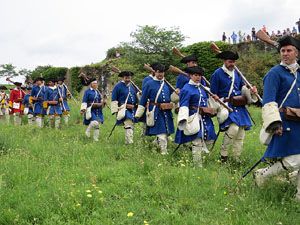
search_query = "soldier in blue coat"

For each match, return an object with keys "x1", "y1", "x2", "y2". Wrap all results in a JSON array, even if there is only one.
[
  {"x1": 44, "y1": 78, "x2": 62, "y2": 129},
  {"x1": 139, "y1": 63, "x2": 158, "y2": 137},
  {"x1": 21, "y1": 87, "x2": 35, "y2": 124},
  {"x1": 111, "y1": 71, "x2": 138, "y2": 144},
  {"x1": 135, "y1": 63, "x2": 177, "y2": 154},
  {"x1": 210, "y1": 51, "x2": 258, "y2": 162},
  {"x1": 80, "y1": 79, "x2": 107, "y2": 142},
  {"x1": 175, "y1": 66, "x2": 217, "y2": 167},
  {"x1": 57, "y1": 77, "x2": 71, "y2": 126},
  {"x1": 30, "y1": 77, "x2": 47, "y2": 128},
  {"x1": 254, "y1": 36, "x2": 300, "y2": 201}
]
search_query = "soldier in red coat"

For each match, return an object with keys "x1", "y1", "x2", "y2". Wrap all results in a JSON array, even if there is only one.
[{"x1": 9, "y1": 82, "x2": 25, "y2": 125}]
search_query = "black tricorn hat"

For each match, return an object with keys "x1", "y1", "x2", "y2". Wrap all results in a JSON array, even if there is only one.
[
  {"x1": 34, "y1": 77, "x2": 45, "y2": 82},
  {"x1": 118, "y1": 71, "x2": 134, "y2": 77},
  {"x1": 184, "y1": 66, "x2": 205, "y2": 76},
  {"x1": 57, "y1": 77, "x2": 65, "y2": 81},
  {"x1": 180, "y1": 55, "x2": 198, "y2": 63},
  {"x1": 26, "y1": 87, "x2": 32, "y2": 90},
  {"x1": 216, "y1": 51, "x2": 239, "y2": 60},
  {"x1": 14, "y1": 82, "x2": 22, "y2": 86},
  {"x1": 0, "y1": 86, "x2": 7, "y2": 90},
  {"x1": 152, "y1": 63, "x2": 169, "y2": 72},
  {"x1": 88, "y1": 78, "x2": 97, "y2": 85},
  {"x1": 278, "y1": 36, "x2": 300, "y2": 51},
  {"x1": 48, "y1": 78, "x2": 57, "y2": 83}
]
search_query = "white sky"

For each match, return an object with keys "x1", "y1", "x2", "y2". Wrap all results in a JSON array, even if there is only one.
[{"x1": 0, "y1": 0, "x2": 299, "y2": 83}]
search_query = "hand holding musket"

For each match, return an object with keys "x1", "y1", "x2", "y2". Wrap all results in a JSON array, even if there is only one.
[
  {"x1": 210, "y1": 42, "x2": 262, "y2": 103},
  {"x1": 111, "y1": 66, "x2": 142, "y2": 92},
  {"x1": 168, "y1": 65, "x2": 233, "y2": 112},
  {"x1": 172, "y1": 47, "x2": 211, "y2": 86},
  {"x1": 143, "y1": 64, "x2": 177, "y2": 95}
]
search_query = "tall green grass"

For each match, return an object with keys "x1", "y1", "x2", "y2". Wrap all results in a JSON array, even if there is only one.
[{"x1": 0, "y1": 104, "x2": 299, "y2": 225}]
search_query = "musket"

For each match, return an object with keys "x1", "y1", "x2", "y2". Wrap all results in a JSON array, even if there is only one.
[
  {"x1": 143, "y1": 64, "x2": 178, "y2": 94},
  {"x1": 172, "y1": 144, "x2": 182, "y2": 155},
  {"x1": 63, "y1": 83, "x2": 79, "y2": 106},
  {"x1": 57, "y1": 85, "x2": 66, "y2": 112},
  {"x1": 236, "y1": 158, "x2": 262, "y2": 184},
  {"x1": 172, "y1": 47, "x2": 211, "y2": 86},
  {"x1": 111, "y1": 66, "x2": 142, "y2": 92},
  {"x1": 107, "y1": 122, "x2": 118, "y2": 139},
  {"x1": 255, "y1": 30, "x2": 278, "y2": 48},
  {"x1": 167, "y1": 65, "x2": 233, "y2": 112},
  {"x1": 210, "y1": 42, "x2": 263, "y2": 103}
]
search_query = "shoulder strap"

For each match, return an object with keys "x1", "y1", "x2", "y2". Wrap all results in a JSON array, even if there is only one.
[
  {"x1": 227, "y1": 71, "x2": 235, "y2": 98},
  {"x1": 279, "y1": 71, "x2": 297, "y2": 108},
  {"x1": 154, "y1": 81, "x2": 165, "y2": 103}
]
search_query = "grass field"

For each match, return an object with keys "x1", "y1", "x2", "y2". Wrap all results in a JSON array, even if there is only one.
[{"x1": 0, "y1": 103, "x2": 299, "y2": 225}]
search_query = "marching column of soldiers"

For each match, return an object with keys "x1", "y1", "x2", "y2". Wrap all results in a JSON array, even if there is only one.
[{"x1": 1, "y1": 36, "x2": 300, "y2": 201}]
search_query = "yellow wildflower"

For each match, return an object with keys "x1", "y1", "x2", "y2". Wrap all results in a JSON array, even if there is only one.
[
  {"x1": 86, "y1": 190, "x2": 92, "y2": 193},
  {"x1": 224, "y1": 191, "x2": 227, "y2": 195},
  {"x1": 87, "y1": 194, "x2": 92, "y2": 198},
  {"x1": 127, "y1": 212, "x2": 134, "y2": 217},
  {"x1": 98, "y1": 190, "x2": 103, "y2": 194}
]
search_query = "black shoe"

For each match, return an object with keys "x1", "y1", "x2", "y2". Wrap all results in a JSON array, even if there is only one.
[{"x1": 220, "y1": 155, "x2": 228, "y2": 163}]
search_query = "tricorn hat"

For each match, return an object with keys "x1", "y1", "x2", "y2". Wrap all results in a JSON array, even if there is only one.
[
  {"x1": 34, "y1": 77, "x2": 44, "y2": 82},
  {"x1": 88, "y1": 78, "x2": 97, "y2": 85},
  {"x1": 0, "y1": 86, "x2": 7, "y2": 90},
  {"x1": 48, "y1": 78, "x2": 57, "y2": 83},
  {"x1": 152, "y1": 63, "x2": 169, "y2": 72},
  {"x1": 180, "y1": 55, "x2": 198, "y2": 63},
  {"x1": 14, "y1": 82, "x2": 22, "y2": 86},
  {"x1": 216, "y1": 51, "x2": 239, "y2": 60},
  {"x1": 278, "y1": 36, "x2": 300, "y2": 51},
  {"x1": 57, "y1": 77, "x2": 65, "y2": 81},
  {"x1": 118, "y1": 71, "x2": 134, "y2": 77},
  {"x1": 184, "y1": 66, "x2": 205, "y2": 76}
]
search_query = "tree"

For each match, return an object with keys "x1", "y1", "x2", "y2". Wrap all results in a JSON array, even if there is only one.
[
  {"x1": 18, "y1": 68, "x2": 33, "y2": 81},
  {"x1": 0, "y1": 64, "x2": 18, "y2": 78},
  {"x1": 129, "y1": 25, "x2": 186, "y2": 55}
]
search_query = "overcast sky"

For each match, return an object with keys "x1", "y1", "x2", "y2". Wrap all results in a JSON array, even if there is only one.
[{"x1": 0, "y1": 0, "x2": 299, "y2": 82}]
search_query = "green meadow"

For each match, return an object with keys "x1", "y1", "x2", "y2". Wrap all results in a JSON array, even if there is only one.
[{"x1": 0, "y1": 103, "x2": 299, "y2": 225}]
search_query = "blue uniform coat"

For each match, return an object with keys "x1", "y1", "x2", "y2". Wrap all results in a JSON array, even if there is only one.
[
  {"x1": 210, "y1": 68, "x2": 252, "y2": 130},
  {"x1": 139, "y1": 79, "x2": 175, "y2": 135},
  {"x1": 139, "y1": 75, "x2": 154, "y2": 123},
  {"x1": 44, "y1": 87, "x2": 62, "y2": 115},
  {"x1": 82, "y1": 88, "x2": 104, "y2": 125},
  {"x1": 175, "y1": 83, "x2": 217, "y2": 144},
  {"x1": 263, "y1": 65, "x2": 300, "y2": 158},
  {"x1": 111, "y1": 81, "x2": 138, "y2": 125},
  {"x1": 31, "y1": 85, "x2": 47, "y2": 115},
  {"x1": 58, "y1": 85, "x2": 70, "y2": 111},
  {"x1": 22, "y1": 94, "x2": 34, "y2": 115}
]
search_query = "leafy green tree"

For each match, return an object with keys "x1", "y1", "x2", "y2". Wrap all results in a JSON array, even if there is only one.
[
  {"x1": 18, "y1": 68, "x2": 33, "y2": 81},
  {"x1": 0, "y1": 64, "x2": 18, "y2": 78},
  {"x1": 129, "y1": 25, "x2": 186, "y2": 55}
]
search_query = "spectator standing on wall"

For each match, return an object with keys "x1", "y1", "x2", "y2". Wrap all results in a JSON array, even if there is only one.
[
  {"x1": 292, "y1": 27, "x2": 297, "y2": 37},
  {"x1": 222, "y1": 32, "x2": 227, "y2": 42},
  {"x1": 286, "y1": 28, "x2": 291, "y2": 36},
  {"x1": 283, "y1": 29, "x2": 287, "y2": 36},
  {"x1": 271, "y1": 31, "x2": 276, "y2": 39},
  {"x1": 231, "y1": 32, "x2": 237, "y2": 44},
  {"x1": 296, "y1": 18, "x2": 300, "y2": 33},
  {"x1": 262, "y1": 25, "x2": 267, "y2": 33},
  {"x1": 276, "y1": 30, "x2": 282, "y2": 37},
  {"x1": 251, "y1": 27, "x2": 256, "y2": 41},
  {"x1": 247, "y1": 34, "x2": 251, "y2": 42}
]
